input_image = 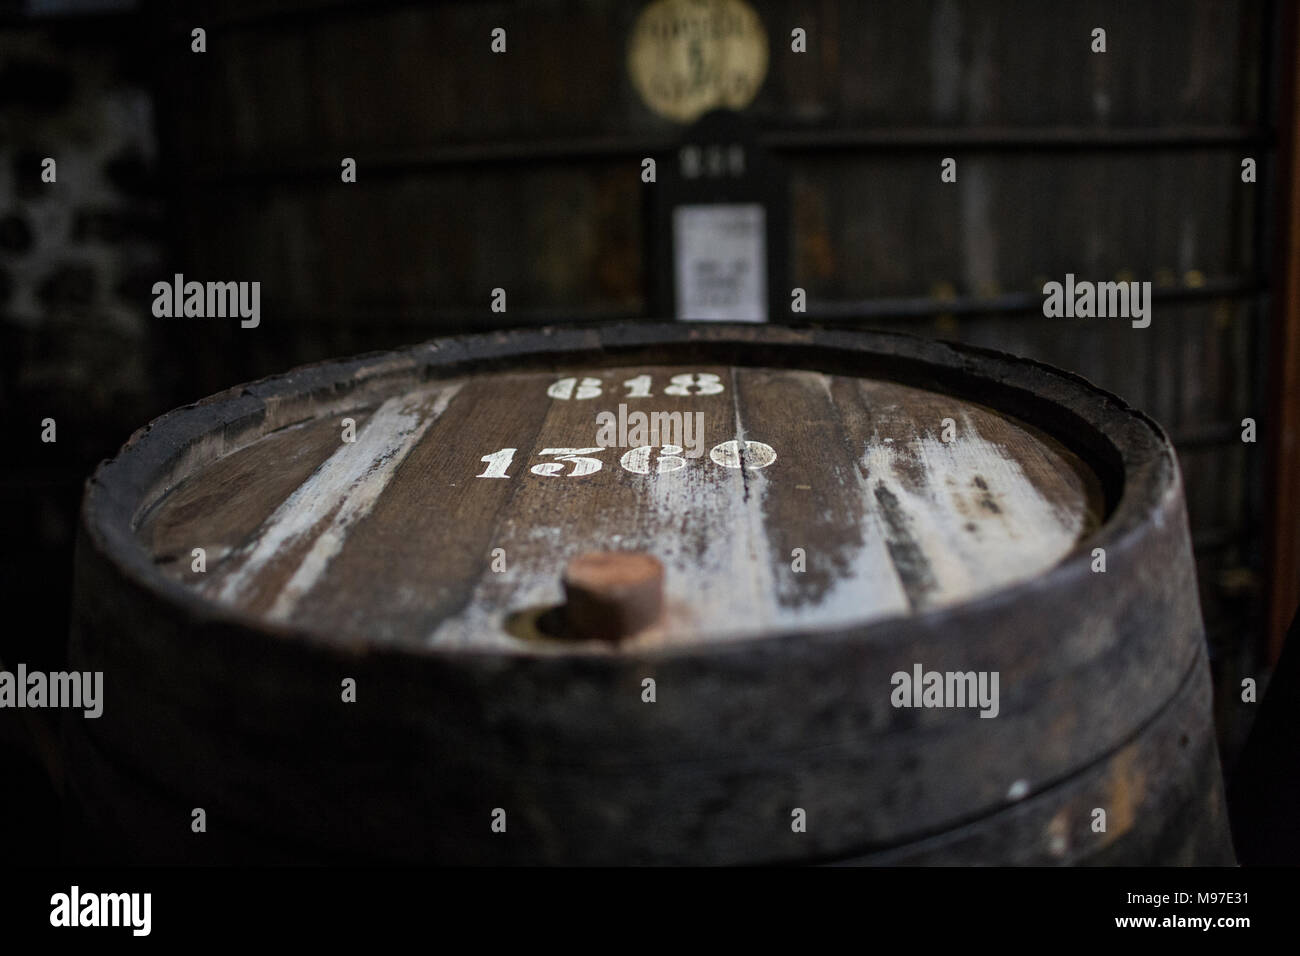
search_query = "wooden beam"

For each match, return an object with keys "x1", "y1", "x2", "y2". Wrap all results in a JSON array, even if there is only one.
[{"x1": 1267, "y1": 0, "x2": 1300, "y2": 662}]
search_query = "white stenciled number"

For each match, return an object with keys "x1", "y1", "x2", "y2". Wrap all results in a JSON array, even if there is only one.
[
  {"x1": 622, "y1": 375, "x2": 653, "y2": 398},
  {"x1": 620, "y1": 444, "x2": 688, "y2": 475},
  {"x1": 530, "y1": 448, "x2": 606, "y2": 477},
  {"x1": 478, "y1": 439, "x2": 778, "y2": 480},
  {"x1": 710, "y1": 439, "x2": 777, "y2": 470},
  {"x1": 546, "y1": 377, "x2": 602, "y2": 400},
  {"x1": 664, "y1": 372, "x2": 724, "y2": 396},
  {"x1": 476, "y1": 447, "x2": 517, "y2": 478}
]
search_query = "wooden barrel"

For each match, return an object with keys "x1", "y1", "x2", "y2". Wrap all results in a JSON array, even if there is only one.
[{"x1": 66, "y1": 324, "x2": 1233, "y2": 864}]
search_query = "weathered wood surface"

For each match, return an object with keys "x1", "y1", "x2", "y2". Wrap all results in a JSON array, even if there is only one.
[
  {"x1": 68, "y1": 324, "x2": 1232, "y2": 864},
  {"x1": 137, "y1": 364, "x2": 1102, "y2": 649}
]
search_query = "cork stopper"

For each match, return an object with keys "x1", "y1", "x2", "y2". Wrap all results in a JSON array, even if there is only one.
[{"x1": 561, "y1": 551, "x2": 665, "y2": 642}]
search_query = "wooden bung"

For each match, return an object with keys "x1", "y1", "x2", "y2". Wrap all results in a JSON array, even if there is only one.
[{"x1": 562, "y1": 552, "x2": 665, "y2": 642}]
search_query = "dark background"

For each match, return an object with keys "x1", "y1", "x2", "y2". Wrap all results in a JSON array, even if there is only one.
[{"x1": 1, "y1": 0, "x2": 1295, "y2": 862}]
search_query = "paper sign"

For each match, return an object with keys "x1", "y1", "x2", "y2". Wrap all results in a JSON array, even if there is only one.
[{"x1": 673, "y1": 203, "x2": 767, "y2": 322}]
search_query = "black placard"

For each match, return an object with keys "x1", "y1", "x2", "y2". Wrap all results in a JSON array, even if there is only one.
[{"x1": 648, "y1": 111, "x2": 788, "y2": 322}]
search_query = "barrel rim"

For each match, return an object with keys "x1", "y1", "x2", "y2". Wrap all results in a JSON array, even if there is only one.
[{"x1": 78, "y1": 321, "x2": 1182, "y2": 661}]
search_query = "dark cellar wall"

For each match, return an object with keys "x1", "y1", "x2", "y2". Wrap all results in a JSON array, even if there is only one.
[
  {"x1": 0, "y1": 9, "x2": 168, "y2": 863},
  {"x1": 0, "y1": 14, "x2": 165, "y2": 669}
]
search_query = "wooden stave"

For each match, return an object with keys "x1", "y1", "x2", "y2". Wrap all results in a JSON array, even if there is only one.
[{"x1": 67, "y1": 323, "x2": 1225, "y2": 863}]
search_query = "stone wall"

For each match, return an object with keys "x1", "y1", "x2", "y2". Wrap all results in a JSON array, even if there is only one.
[{"x1": 0, "y1": 13, "x2": 164, "y2": 862}]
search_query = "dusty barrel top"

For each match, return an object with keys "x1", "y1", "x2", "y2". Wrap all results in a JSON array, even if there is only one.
[{"x1": 103, "y1": 324, "x2": 1124, "y2": 652}]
